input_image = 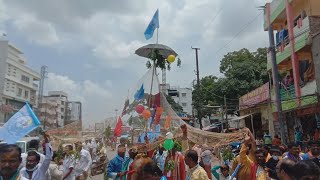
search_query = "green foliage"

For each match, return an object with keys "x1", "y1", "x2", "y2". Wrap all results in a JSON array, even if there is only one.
[
  {"x1": 146, "y1": 50, "x2": 181, "y2": 70},
  {"x1": 165, "y1": 95, "x2": 183, "y2": 113},
  {"x1": 193, "y1": 48, "x2": 269, "y2": 107},
  {"x1": 221, "y1": 148, "x2": 234, "y2": 161},
  {"x1": 104, "y1": 125, "x2": 112, "y2": 139},
  {"x1": 166, "y1": 160, "x2": 175, "y2": 171},
  {"x1": 55, "y1": 143, "x2": 64, "y2": 162}
]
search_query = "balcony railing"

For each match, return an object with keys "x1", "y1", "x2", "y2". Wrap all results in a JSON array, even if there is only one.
[
  {"x1": 267, "y1": 16, "x2": 310, "y2": 69},
  {"x1": 280, "y1": 84, "x2": 295, "y2": 101}
]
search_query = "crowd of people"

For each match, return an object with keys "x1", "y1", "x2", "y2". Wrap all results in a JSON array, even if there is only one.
[
  {"x1": 1, "y1": 128, "x2": 320, "y2": 180},
  {"x1": 0, "y1": 135, "x2": 101, "y2": 180},
  {"x1": 105, "y1": 127, "x2": 320, "y2": 180}
]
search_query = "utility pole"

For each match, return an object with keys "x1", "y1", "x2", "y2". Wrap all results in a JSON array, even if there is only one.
[
  {"x1": 268, "y1": 25, "x2": 286, "y2": 144},
  {"x1": 192, "y1": 47, "x2": 203, "y2": 129},
  {"x1": 224, "y1": 95, "x2": 228, "y2": 131}
]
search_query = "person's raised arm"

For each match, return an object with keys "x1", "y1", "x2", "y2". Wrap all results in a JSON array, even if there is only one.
[{"x1": 40, "y1": 133, "x2": 53, "y2": 173}]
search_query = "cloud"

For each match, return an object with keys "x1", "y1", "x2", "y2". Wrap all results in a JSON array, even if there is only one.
[
  {"x1": 45, "y1": 73, "x2": 114, "y2": 125},
  {"x1": 0, "y1": 0, "x2": 272, "y2": 124},
  {"x1": 11, "y1": 12, "x2": 60, "y2": 46}
]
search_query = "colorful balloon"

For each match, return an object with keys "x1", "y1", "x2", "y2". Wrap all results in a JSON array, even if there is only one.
[
  {"x1": 142, "y1": 109, "x2": 152, "y2": 120},
  {"x1": 167, "y1": 55, "x2": 176, "y2": 63},
  {"x1": 163, "y1": 139, "x2": 174, "y2": 150},
  {"x1": 135, "y1": 105, "x2": 145, "y2": 114},
  {"x1": 156, "y1": 107, "x2": 163, "y2": 116}
]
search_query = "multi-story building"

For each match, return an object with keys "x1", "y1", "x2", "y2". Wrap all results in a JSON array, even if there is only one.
[
  {"x1": 65, "y1": 101, "x2": 82, "y2": 128},
  {"x1": 38, "y1": 97, "x2": 58, "y2": 129},
  {"x1": 0, "y1": 40, "x2": 40, "y2": 123},
  {"x1": 43, "y1": 91, "x2": 68, "y2": 127},
  {"x1": 167, "y1": 86, "x2": 193, "y2": 115},
  {"x1": 248, "y1": 0, "x2": 320, "y2": 142}
]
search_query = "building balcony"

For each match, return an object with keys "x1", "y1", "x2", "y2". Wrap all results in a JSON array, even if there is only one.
[
  {"x1": 267, "y1": 16, "x2": 310, "y2": 70},
  {"x1": 264, "y1": 0, "x2": 286, "y2": 30},
  {"x1": 270, "y1": 80, "x2": 317, "y2": 112}
]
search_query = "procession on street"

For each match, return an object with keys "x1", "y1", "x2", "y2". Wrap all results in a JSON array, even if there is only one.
[{"x1": 1, "y1": 0, "x2": 320, "y2": 180}]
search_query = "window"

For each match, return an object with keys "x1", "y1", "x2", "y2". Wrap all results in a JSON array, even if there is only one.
[
  {"x1": 61, "y1": 115, "x2": 64, "y2": 119},
  {"x1": 181, "y1": 93, "x2": 187, "y2": 97},
  {"x1": 182, "y1": 103, "x2": 187, "y2": 107},
  {"x1": 17, "y1": 88, "x2": 22, "y2": 97},
  {"x1": 61, "y1": 108, "x2": 64, "y2": 112},
  {"x1": 21, "y1": 75, "x2": 30, "y2": 83},
  {"x1": 61, "y1": 101, "x2": 64, "y2": 105},
  {"x1": 24, "y1": 90, "x2": 29, "y2": 99}
]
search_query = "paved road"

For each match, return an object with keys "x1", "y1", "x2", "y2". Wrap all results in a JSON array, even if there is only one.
[
  {"x1": 90, "y1": 146, "x2": 117, "y2": 180},
  {"x1": 90, "y1": 174, "x2": 104, "y2": 180}
]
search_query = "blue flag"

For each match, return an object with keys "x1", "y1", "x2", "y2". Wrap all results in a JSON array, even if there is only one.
[
  {"x1": 144, "y1": 9, "x2": 159, "y2": 40},
  {"x1": 134, "y1": 84, "x2": 144, "y2": 100},
  {"x1": 0, "y1": 103, "x2": 41, "y2": 144}
]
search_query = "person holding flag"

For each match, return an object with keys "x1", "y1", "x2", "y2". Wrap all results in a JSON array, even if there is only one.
[{"x1": 20, "y1": 133, "x2": 53, "y2": 180}]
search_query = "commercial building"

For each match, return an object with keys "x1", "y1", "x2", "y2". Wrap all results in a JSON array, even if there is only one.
[
  {"x1": 0, "y1": 40, "x2": 40, "y2": 123},
  {"x1": 38, "y1": 98, "x2": 58, "y2": 129},
  {"x1": 262, "y1": 0, "x2": 320, "y2": 141},
  {"x1": 41, "y1": 91, "x2": 68, "y2": 127}
]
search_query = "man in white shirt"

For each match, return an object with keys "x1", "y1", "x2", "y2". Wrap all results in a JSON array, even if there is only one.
[
  {"x1": 20, "y1": 133, "x2": 53, "y2": 180},
  {"x1": 90, "y1": 138, "x2": 97, "y2": 162},
  {"x1": 21, "y1": 139, "x2": 45, "y2": 167},
  {"x1": 75, "y1": 143, "x2": 92, "y2": 180},
  {"x1": 63, "y1": 145, "x2": 76, "y2": 180}
]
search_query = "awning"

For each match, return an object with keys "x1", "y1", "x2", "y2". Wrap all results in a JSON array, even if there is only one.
[{"x1": 228, "y1": 113, "x2": 255, "y2": 122}]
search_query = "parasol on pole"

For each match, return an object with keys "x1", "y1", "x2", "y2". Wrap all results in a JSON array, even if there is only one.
[{"x1": 135, "y1": 44, "x2": 178, "y2": 59}]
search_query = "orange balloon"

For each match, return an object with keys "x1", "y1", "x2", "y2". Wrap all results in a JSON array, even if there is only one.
[
  {"x1": 142, "y1": 109, "x2": 152, "y2": 120},
  {"x1": 156, "y1": 107, "x2": 163, "y2": 116}
]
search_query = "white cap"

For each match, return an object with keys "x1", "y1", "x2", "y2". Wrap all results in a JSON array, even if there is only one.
[{"x1": 166, "y1": 132, "x2": 173, "y2": 139}]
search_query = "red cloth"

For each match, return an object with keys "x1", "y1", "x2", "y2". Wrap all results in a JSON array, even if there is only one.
[
  {"x1": 315, "y1": 129, "x2": 319, "y2": 140},
  {"x1": 272, "y1": 138, "x2": 281, "y2": 146},
  {"x1": 126, "y1": 163, "x2": 135, "y2": 180},
  {"x1": 249, "y1": 163, "x2": 258, "y2": 180},
  {"x1": 114, "y1": 117, "x2": 123, "y2": 137},
  {"x1": 164, "y1": 153, "x2": 186, "y2": 180},
  {"x1": 150, "y1": 93, "x2": 160, "y2": 107}
]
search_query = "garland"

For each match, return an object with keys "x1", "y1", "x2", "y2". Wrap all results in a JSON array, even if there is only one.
[{"x1": 165, "y1": 160, "x2": 175, "y2": 171}]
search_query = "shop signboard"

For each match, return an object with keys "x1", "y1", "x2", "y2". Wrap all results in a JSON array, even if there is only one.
[{"x1": 239, "y1": 83, "x2": 270, "y2": 110}]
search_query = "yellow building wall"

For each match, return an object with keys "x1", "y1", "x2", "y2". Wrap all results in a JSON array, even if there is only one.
[
  {"x1": 310, "y1": 0, "x2": 320, "y2": 16},
  {"x1": 292, "y1": 0, "x2": 320, "y2": 17},
  {"x1": 292, "y1": 0, "x2": 312, "y2": 18}
]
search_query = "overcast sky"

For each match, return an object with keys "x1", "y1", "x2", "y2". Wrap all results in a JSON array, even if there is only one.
[{"x1": 0, "y1": 0, "x2": 270, "y2": 127}]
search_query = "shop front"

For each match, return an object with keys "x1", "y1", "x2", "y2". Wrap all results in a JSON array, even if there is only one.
[{"x1": 239, "y1": 83, "x2": 274, "y2": 138}]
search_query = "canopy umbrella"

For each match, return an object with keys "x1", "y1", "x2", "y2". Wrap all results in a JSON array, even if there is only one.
[{"x1": 135, "y1": 43, "x2": 178, "y2": 59}]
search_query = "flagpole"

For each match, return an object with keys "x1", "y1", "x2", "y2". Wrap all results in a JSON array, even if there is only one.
[{"x1": 156, "y1": 27, "x2": 159, "y2": 44}]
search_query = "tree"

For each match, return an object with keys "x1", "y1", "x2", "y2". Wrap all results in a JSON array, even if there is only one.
[
  {"x1": 193, "y1": 48, "x2": 269, "y2": 113},
  {"x1": 104, "y1": 125, "x2": 112, "y2": 140},
  {"x1": 165, "y1": 95, "x2": 183, "y2": 113}
]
